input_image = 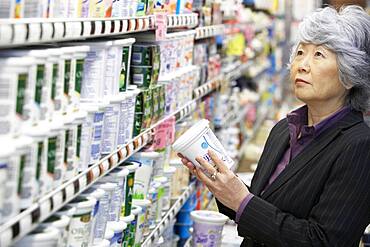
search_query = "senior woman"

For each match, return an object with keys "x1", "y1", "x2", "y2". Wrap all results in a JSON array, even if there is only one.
[{"x1": 178, "y1": 5, "x2": 370, "y2": 247}]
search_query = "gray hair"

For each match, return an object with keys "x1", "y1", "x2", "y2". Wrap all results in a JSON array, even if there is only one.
[{"x1": 289, "y1": 5, "x2": 370, "y2": 112}]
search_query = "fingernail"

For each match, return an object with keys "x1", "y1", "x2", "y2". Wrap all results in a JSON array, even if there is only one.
[{"x1": 177, "y1": 153, "x2": 182, "y2": 158}]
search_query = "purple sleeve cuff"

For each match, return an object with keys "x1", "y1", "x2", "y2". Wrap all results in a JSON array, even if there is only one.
[{"x1": 235, "y1": 193, "x2": 254, "y2": 223}]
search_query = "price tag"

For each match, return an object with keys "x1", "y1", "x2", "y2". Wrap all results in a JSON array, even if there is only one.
[{"x1": 155, "y1": 12, "x2": 167, "y2": 41}]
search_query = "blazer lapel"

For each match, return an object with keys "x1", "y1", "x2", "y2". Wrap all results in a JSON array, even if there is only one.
[
  {"x1": 252, "y1": 121, "x2": 290, "y2": 196},
  {"x1": 261, "y1": 110, "x2": 363, "y2": 199}
]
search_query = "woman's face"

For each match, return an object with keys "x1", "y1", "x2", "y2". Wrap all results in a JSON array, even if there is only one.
[{"x1": 290, "y1": 43, "x2": 347, "y2": 106}]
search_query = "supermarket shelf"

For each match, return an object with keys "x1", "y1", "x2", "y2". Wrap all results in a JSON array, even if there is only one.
[
  {"x1": 0, "y1": 13, "x2": 198, "y2": 48},
  {"x1": 0, "y1": 75, "x2": 221, "y2": 247},
  {"x1": 166, "y1": 13, "x2": 199, "y2": 29},
  {"x1": 142, "y1": 182, "x2": 196, "y2": 247},
  {"x1": 195, "y1": 24, "x2": 224, "y2": 40},
  {"x1": 193, "y1": 74, "x2": 223, "y2": 98},
  {"x1": 224, "y1": 61, "x2": 253, "y2": 81}
]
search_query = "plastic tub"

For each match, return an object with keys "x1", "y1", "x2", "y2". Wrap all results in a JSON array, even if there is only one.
[
  {"x1": 97, "y1": 182, "x2": 121, "y2": 222},
  {"x1": 67, "y1": 196, "x2": 97, "y2": 247},
  {"x1": 41, "y1": 215, "x2": 70, "y2": 247},
  {"x1": 0, "y1": 57, "x2": 35, "y2": 136},
  {"x1": 101, "y1": 100, "x2": 120, "y2": 155},
  {"x1": 72, "y1": 110, "x2": 87, "y2": 172},
  {"x1": 116, "y1": 93, "x2": 128, "y2": 146},
  {"x1": 172, "y1": 119, "x2": 234, "y2": 171},
  {"x1": 100, "y1": 167, "x2": 129, "y2": 219},
  {"x1": 62, "y1": 114, "x2": 77, "y2": 181},
  {"x1": 153, "y1": 176, "x2": 168, "y2": 216},
  {"x1": 190, "y1": 210, "x2": 228, "y2": 247},
  {"x1": 106, "y1": 221, "x2": 127, "y2": 247},
  {"x1": 163, "y1": 166, "x2": 176, "y2": 203},
  {"x1": 81, "y1": 187, "x2": 109, "y2": 242},
  {"x1": 133, "y1": 199, "x2": 151, "y2": 242},
  {"x1": 146, "y1": 185, "x2": 158, "y2": 230},
  {"x1": 120, "y1": 162, "x2": 140, "y2": 216},
  {"x1": 13, "y1": 226, "x2": 60, "y2": 247},
  {"x1": 121, "y1": 214, "x2": 135, "y2": 247},
  {"x1": 0, "y1": 141, "x2": 17, "y2": 224},
  {"x1": 130, "y1": 152, "x2": 160, "y2": 199}
]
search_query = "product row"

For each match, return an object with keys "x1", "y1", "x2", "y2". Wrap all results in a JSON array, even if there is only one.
[{"x1": 0, "y1": 0, "x2": 193, "y2": 19}]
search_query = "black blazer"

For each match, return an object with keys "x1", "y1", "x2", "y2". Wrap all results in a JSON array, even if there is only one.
[{"x1": 217, "y1": 109, "x2": 370, "y2": 246}]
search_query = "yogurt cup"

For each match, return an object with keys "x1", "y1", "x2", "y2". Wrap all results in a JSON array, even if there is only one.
[
  {"x1": 163, "y1": 166, "x2": 176, "y2": 210},
  {"x1": 81, "y1": 187, "x2": 109, "y2": 243},
  {"x1": 120, "y1": 162, "x2": 140, "y2": 217},
  {"x1": 41, "y1": 215, "x2": 70, "y2": 247},
  {"x1": 12, "y1": 226, "x2": 60, "y2": 247},
  {"x1": 190, "y1": 210, "x2": 228, "y2": 247},
  {"x1": 96, "y1": 182, "x2": 121, "y2": 222},
  {"x1": 46, "y1": 48, "x2": 64, "y2": 117},
  {"x1": 72, "y1": 110, "x2": 87, "y2": 172},
  {"x1": 172, "y1": 119, "x2": 234, "y2": 171},
  {"x1": 63, "y1": 114, "x2": 77, "y2": 181},
  {"x1": 129, "y1": 205, "x2": 142, "y2": 246},
  {"x1": 153, "y1": 177, "x2": 168, "y2": 216},
  {"x1": 129, "y1": 152, "x2": 160, "y2": 200},
  {"x1": 116, "y1": 93, "x2": 128, "y2": 146},
  {"x1": 146, "y1": 185, "x2": 158, "y2": 230},
  {"x1": 121, "y1": 214, "x2": 135, "y2": 247},
  {"x1": 14, "y1": 135, "x2": 38, "y2": 210},
  {"x1": 0, "y1": 57, "x2": 35, "y2": 136},
  {"x1": 106, "y1": 221, "x2": 127, "y2": 247},
  {"x1": 92, "y1": 239, "x2": 111, "y2": 247},
  {"x1": 67, "y1": 196, "x2": 97, "y2": 247},
  {"x1": 132, "y1": 199, "x2": 151, "y2": 244},
  {"x1": 101, "y1": 100, "x2": 120, "y2": 155},
  {"x1": 0, "y1": 141, "x2": 17, "y2": 224}
]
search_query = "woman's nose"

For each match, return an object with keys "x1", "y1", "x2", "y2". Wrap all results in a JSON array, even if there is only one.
[{"x1": 298, "y1": 57, "x2": 310, "y2": 73}]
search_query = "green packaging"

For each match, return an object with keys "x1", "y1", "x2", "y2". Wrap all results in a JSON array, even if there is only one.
[
  {"x1": 130, "y1": 65, "x2": 153, "y2": 88},
  {"x1": 151, "y1": 85, "x2": 160, "y2": 123},
  {"x1": 142, "y1": 88, "x2": 153, "y2": 130},
  {"x1": 158, "y1": 84, "x2": 166, "y2": 118},
  {"x1": 133, "y1": 91, "x2": 144, "y2": 137},
  {"x1": 119, "y1": 47, "x2": 131, "y2": 92}
]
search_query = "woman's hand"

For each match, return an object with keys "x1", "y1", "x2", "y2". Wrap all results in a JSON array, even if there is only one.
[{"x1": 177, "y1": 150, "x2": 250, "y2": 212}]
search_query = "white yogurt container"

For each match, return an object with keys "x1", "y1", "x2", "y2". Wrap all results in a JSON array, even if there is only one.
[
  {"x1": 46, "y1": 48, "x2": 64, "y2": 117},
  {"x1": 60, "y1": 47, "x2": 77, "y2": 114},
  {"x1": 116, "y1": 93, "x2": 128, "y2": 146},
  {"x1": 103, "y1": 167, "x2": 129, "y2": 217},
  {"x1": 190, "y1": 210, "x2": 228, "y2": 247},
  {"x1": 132, "y1": 199, "x2": 151, "y2": 244},
  {"x1": 97, "y1": 182, "x2": 121, "y2": 222},
  {"x1": 0, "y1": 141, "x2": 16, "y2": 224},
  {"x1": 130, "y1": 152, "x2": 160, "y2": 200},
  {"x1": 68, "y1": 196, "x2": 97, "y2": 247},
  {"x1": 153, "y1": 176, "x2": 168, "y2": 215},
  {"x1": 63, "y1": 114, "x2": 77, "y2": 181},
  {"x1": 41, "y1": 215, "x2": 71, "y2": 247},
  {"x1": 163, "y1": 166, "x2": 176, "y2": 210},
  {"x1": 47, "y1": 119, "x2": 66, "y2": 190},
  {"x1": 0, "y1": 57, "x2": 35, "y2": 137},
  {"x1": 13, "y1": 226, "x2": 60, "y2": 247},
  {"x1": 55, "y1": 204, "x2": 77, "y2": 217},
  {"x1": 14, "y1": 135, "x2": 38, "y2": 210},
  {"x1": 81, "y1": 187, "x2": 109, "y2": 243},
  {"x1": 129, "y1": 205, "x2": 142, "y2": 245},
  {"x1": 126, "y1": 86, "x2": 141, "y2": 142},
  {"x1": 72, "y1": 110, "x2": 87, "y2": 172},
  {"x1": 106, "y1": 221, "x2": 127, "y2": 247},
  {"x1": 101, "y1": 99, "x2": 120, "y2": 155},
  {"x1": 120, "y1": 162, "x2": 140, "y2": 217},
  {"x1": 148, "y1": 181, "x2": 161, "y2": 225},
  {"x1": 105, "y1": 44, "x2": 121, "y2": 97},
  {"x1": 92, "y1": 239, "x2": 111, "y2": 247},
  {"x1": 172, "y1": 119, "x2": 234, "y2": 170}
]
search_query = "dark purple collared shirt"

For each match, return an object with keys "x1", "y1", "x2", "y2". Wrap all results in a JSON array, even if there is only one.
[{"x1": 235, "y1": 105, "x2": 351, "y2": 223}]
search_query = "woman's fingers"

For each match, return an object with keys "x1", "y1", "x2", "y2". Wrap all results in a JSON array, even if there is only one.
[
  {"x1": 208, "y1": 150, "x2": 229, "y2": 173},
  {"x1": 196, "y1": 156, "x2": 217, "y2": 175}
]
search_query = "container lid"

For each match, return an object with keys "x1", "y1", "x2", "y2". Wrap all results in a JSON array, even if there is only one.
[
  {"x1": 63, "y1": 114, "x2": 75, "y2": 126},
  {"x1": 42, "y1": 215, "x2": 70, "y2": 228},
  {"x1": 163, "y1": 166, "x2": 176, "y2": 174},
  {"x1": 0, "y1": 57, "x2": 35, "y2": 67},
  {"x1": 112, "y1": 38, "x2": 136, "y2": 46},
  {"x1": 153, "y1": 176, "x2": 168, "y2": 184},
  {"x1": 14, "y1": 226, "x2": 59, "y2": 244},
  {"x1": 28, "y1": 49, "x2": 49, "y2": 58},
  {"x1": 47, "y1": 48, "x2": 63, "y2": 56},
  {"x1": 73, "y1": 45, "x2": 90, "y2": 55},
  {"x1": 132, "y1": 199, "x2": 151, "y2": 207},
  {"x1": 50, "y1": 117, "x2": 65, "y2": 131},
  {"x1": 82, "y1": 188, "x2": 106, "y2": 200},
  {"x1": 25, "y1": 124, "x2": 50, "y2": 137},
  {"x1": 120, "y1": 214, "x2": 135, "y2": 223},
  {"x1": 104, "y1": 229, "x2": 114, "y2": 240},
  {"x1": 133, "y1": 151, "x2": 161, "y2": 159},
  {"x1": 106, "y1": 221, "x2": 127, "y2": 232},
  {"x1": 92, "y1": 239, "x2": 111, "y2": 247},
  {"x1": 131, "y1": 205, "x2": 142, "y2": 216},
  {"x1": 98, "y1": 182, "x2": 117, "y2": 192},
  {"x1": 110, "y1": 94, "x2": 126, "y2": 103},
  {"x1": 73, "y1": 110, "x2": 88, "y2": 121},
  {"x1": 69, "y1": 196, "x2": 97, "y2": 209},
  {"x1": 190, "y1": 210, "x2": 228, "y2": 224},
  {"x1": 109, "y1": 167, "x2": 129, "y2": 178},
  {"x1": 61, "y1": 46, "x2": 77, "y2": 54},
  {"x1": 14, "y1": 135, "x2": 33, "y2": 150},
  {"x1": 56, "y1": 205, "x2": 76, "y2": 217},
  {"x1": 121, "y1": 162, "x2": 140, "y2": 173},
  {"x1": 172, "y1": 119, "x2": 209, "y2": 152},
  {"x1": 80, "y1": 103, "x2": 99, "y2": 113}
]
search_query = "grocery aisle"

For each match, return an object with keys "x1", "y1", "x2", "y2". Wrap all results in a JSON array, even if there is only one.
[{"x1": 0, "y1": 0, "x2": 369, "y2": 247}]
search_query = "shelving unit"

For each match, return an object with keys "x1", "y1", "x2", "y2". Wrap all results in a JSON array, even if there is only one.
[
  {"x1": 142, "y1": 182, "x2": 196, "y2": 246},
  {"x1": 0, "y1": 13, "x2": 199, "y2": 48},
  {"x1": 195, "y1": 24, "x2": 224, "y2": 40},
  {"x1": 0, "y1": 74, "x2": 222, "y2": 247}
]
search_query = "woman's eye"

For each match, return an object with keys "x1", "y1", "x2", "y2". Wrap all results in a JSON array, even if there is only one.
[
  {"x1": 315, "y1": 51, "x2": 324, "y2": 57},
  {"x1": 297, "y1": 50, "x2": 303, "y2": 56}
]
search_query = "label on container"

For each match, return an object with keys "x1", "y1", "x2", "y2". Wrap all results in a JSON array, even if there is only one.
[
  {"x1": 104, "y1": 48, "x2": 117, "y2": 97},
  {"x1": 47, "y1": 136, "x2": 58, "y2": 184},
  {"x1": 68, "y1": 211, "x2": 93, "y2": 247},
  {"x1": 64, "y1": 126, "x2": 77, "y2": 179},
  {"x1": 117, "y1": 99, "x2": 128, "y2": 145},
  {"x1": 90, "y1": 112, "x2": 104, "y2": 163},
  {"x1": 35, "y1": 141, "x2": 45, "y2": 195},
  {"x1": 126, "y1": 95, "x2": 136, "y2": 141},
  {"x1": 93, "y1": 192, "x2": 109, "y2": 239},
  {"x1": 111, "y1": 231, "x2": 123, "y2": 246},
  {"x1": 101, "y1": 104, "x2": 119, "y2": 154},
  {"x1": 119, "y1": 47, "x2": 130, "y2": 92},
  {"x1": 81, "y1": 49, "x2": 105, "y2": 100},
  {"x1": 142, "y1": 89, "x2": 153, "y2": 129},
  {"x1": 128, "y1": 218, "x2": 137, "y2": 246},
  {"x1": 16, "y1": 73, "x2": 28, "y2": 120},
  {"x1": 64, "y1": 59, "x2": 71, "y2": 98},
  {"x1": 122, "y1": 172, "x2": 134, "y2": 217},
  {"x1": 18, "y1": 147, "x2": 37, "y2": 209},
  {"x1": 14, "y1": 0, "x2": 24, "y2": 18},
  {"x1": 51, "y1": 63, "x2": 61, "y2": 111},
  {"x1": 75, "y1": 59, "x2": 84, "y2": 94},
  {"x1": 3, "y1": 156, "x2": 19, "y2": 220}
]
